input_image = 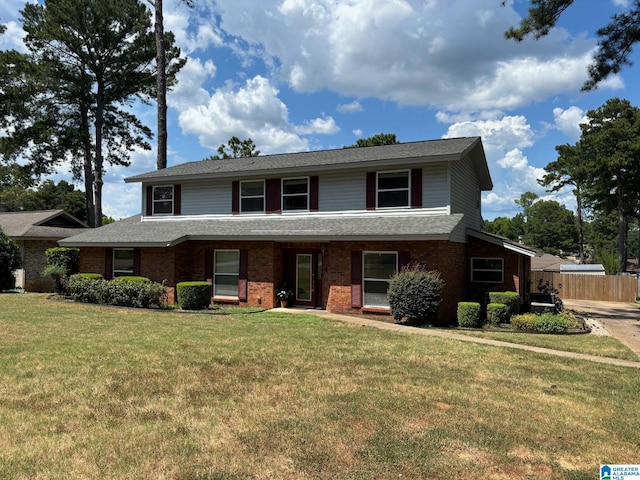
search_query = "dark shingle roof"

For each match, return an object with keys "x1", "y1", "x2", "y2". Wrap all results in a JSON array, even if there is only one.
[
  {"x1": 60, "y1": 212, "x2": 465, "y2": 247},
  {"x1": 0, "y1": 210, "x2": 88, "y2": 240},
  {"x1": 125, "y1": 137, "x2": 489, "y2": 188}
]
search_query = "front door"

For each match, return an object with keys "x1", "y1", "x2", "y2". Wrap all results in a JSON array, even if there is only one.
[{"x1": 292, "y1": 250, "x2": 323, "y2": 307}]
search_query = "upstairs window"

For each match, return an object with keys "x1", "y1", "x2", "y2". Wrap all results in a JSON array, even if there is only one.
[
  {"x1": 113, "y1": 249, "x2": 134, "y2": 277},
  {"x1": 240, "y1": 180, "x2": 265, "y2": 213},
  {"x1": 377, "y1": 171, "x2": 409, "y2": 208},
  {"x1": 282, "y1": 177, "x2": 309, "y2": 211},
  {"x1": 153, "y1": 185, "x2": 174, "y2": 215},
  {"x1": 471, "y1": 258, "x2": 504, "y2": 283}
]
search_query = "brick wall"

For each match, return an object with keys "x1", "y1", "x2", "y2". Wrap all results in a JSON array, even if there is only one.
[
  {"x1": 324, "y1": 240, "x2": 467, "y2": 324},
  {"x1": 23, "y1": 240, "x2": 58, "y2": 292}
]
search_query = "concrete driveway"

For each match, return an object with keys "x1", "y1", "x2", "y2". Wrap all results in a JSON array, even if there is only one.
[{"x1": 563, "y1": 299, "x2": 640, "y2": 357}]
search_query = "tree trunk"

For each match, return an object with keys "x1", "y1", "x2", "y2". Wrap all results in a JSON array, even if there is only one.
[
  {"x1": 93, "y1": 83, "x2": 105, "y2": 227},
  {"x1": 79, "y1": 100, "x2": 96, "y2": 228},
  {"x1": 155, "y1": 0, "x2": 167, "y2": 170},
  {"x1": 576, "y1": 188, "x2": 585, "y2": 264}
]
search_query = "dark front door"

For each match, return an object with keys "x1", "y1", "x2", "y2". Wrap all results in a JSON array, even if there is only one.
[{"x1": 289, "y1": 249, "x2": 323, "y2": 308}]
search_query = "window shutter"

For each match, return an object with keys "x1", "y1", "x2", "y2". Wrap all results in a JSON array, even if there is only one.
[
  {"x1": 310, "y1": 176, "x2": 319, "y2": 211},
  {"x1": 351, "y1": 251, "x2": 362, "y2": 308},
  {"x1": 411, "y1": 168, "x2": 422, "y2": 208},
  {"x1": 104, "y1": 248, "x2": 113, "y2": 280},
  {"x1": 238, "y1": 249, "x2": 248, "y2": 301},
  {"x1": 133, "y1": 249, "x2": 141, "y2": 276},
  {"x1": 398, "y1": 251, "x2": 410, "y2": 271},
  {"x1": 146, "y1": 186, "x2": 153, "y2": 216},
  {"x1": 232, "y1": 181, "x2": 240, "y2": 214},
  {"x1": 266, "y1": 178, "x2": 281, "y2": 213},
  {"x1": 366, "y1": 172, "x2": 376, "y2": 210},
  {"x1": 173, "y1": 184, "x2": 181, "y2": 215},
  {"x1": 205, "y1": 250, "x2": 213, "y2": 283}
]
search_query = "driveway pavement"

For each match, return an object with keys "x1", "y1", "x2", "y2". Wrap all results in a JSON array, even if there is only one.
[{"x1": 563, "y1": 299, "x2": 640, "y2": 357}]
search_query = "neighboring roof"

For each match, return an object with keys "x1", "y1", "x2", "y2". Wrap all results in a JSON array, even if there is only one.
[
  {"x1": 560, "y1": 264, "x2": 605, "y2": 273},
  {"x1": 531, "y1": 252, "x2": 575, "y2": 272},
  {"x1": 0, "y1": 209, "x2": 89, "y2": 240},
  {"x1": 60, "y1": 212, "x2": 466, "y2": 247},
  {"x1": 466, "y1": 229, "x2": 536, "y2": 257},
  {"x1": 125, "y1": 137, "x2": 493, "y2": 190}
]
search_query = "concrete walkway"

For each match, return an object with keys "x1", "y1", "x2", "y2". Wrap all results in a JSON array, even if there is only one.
[{"x1": 273, "y1": 306, "x2": 640, "y2": 369}]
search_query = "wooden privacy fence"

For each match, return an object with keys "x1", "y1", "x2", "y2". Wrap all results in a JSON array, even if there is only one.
[{"x1": 531, "y1": 272, "x2": 638, "y2": 303}]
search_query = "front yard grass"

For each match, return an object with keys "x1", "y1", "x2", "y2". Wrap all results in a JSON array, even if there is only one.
[{"x1": 1, "y1": 293, "x2": 639, "y2": 479}]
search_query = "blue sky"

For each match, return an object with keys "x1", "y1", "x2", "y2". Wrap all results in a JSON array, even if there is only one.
[{"x1": 2, "y1": 0, "x2": 639, "y2": 221}]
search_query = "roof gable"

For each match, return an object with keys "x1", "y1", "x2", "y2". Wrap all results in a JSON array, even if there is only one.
[{"x1": 0, "y1": 209, "x2": 88, "y2": 239}]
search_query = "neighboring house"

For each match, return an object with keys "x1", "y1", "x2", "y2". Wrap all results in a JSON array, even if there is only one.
[
  {"x1": 531, "y1": 251, "x2": 576, "y2": 273},
  {"x1": 0, "y1": 209, "x2": 88, "y2": 291},
  {"x1": 60, "y1": 137, "x2": 535, "y2": 324}
]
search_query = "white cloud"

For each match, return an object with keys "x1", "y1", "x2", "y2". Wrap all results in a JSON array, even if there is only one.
[
  {"x1": 178, "y1": 75, "x2": 316, "y2": 154},
  {"x1": 442, "y1": 115, "x2": 534, "y2": 152},
  {"x1": 168, "y1": 56, "x2": 217, "y2": 110},
  {"x1": 553, "y1": 106, "x2": 586, "y2": 140},
  {"x1": 208, "y1": 0, "x2": 599, "y2": 112},
  {"x1": 337, "y1": 101, "x2": 364, "y2": 114},
  {"x1": 352, "y1": 128, "x2": 363, "y2": 137},
  {"x1": 498, "y1": 148, "x2": 528, "y2": 170}
]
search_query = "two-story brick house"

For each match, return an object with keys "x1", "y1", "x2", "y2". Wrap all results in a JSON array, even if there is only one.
[{"x1": 60, "y1": 137, "x2": 534, "y2": 324}]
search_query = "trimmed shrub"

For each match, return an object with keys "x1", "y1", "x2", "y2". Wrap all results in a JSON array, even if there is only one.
[
  {"x1": 488, "y1": 291, "x2": 520, "y2": 316},
  {"x1": 457, "y1": 302, "x2": 482, "y2": 328},
  {"x1": 177, "y1": 281, "x2": 212, "y2": 310},
  {"x1": 44, "y1": 247, "x2": 80, "y2": 295},
  {"x1": 486, "y1": 303, "x2": 510, "y2": 326},
  {"x1": 69, "y1": 275, "x2": 166, "y2": 308},
  {"x1": 387, "y1": 264, "x2": 443, "y2": 325},
  {"x1": 113, "y1": 276, "x2": 150, "y2": 283},
  {"x1": 77, "y1": 273, "x2": 103, "y2": 280},
  {"x1": 511, "y1": 313, "x2": 570, "y2": 334},
  {"x1": 0, "y1": 227, "x2": 21, "y2": 290}
]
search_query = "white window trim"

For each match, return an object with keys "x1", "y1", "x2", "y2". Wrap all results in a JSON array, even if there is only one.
[
  {"x1": 240, "y1": 179, "x2": 265, "y2": 214},
  {"x1": 281, "y1": 176, "x2": 310, "y2": 212},
  {"x1": 113, "y1": 248, "x2": 134, "y2": 277},
  {"x1": 152, "y1": 185, "x2": 174, "y2": 216},
  {"x1": 214, "y1": 249, "x2": 240, "y2": 299},
  {"x1": 362, "y1": 251, "x2": 398, "y2": 308},
  {"x1": 470, "y1": 257, "x2": 504, "y2": 283},
  {"x1": 376, "y1": 170, "x2": 410, "y2": 209}
]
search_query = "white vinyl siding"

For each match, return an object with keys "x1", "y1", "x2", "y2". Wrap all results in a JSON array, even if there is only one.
[
  {"x1": 180, "y1": 180, "x2": 231, "y2": 215},
  {"x1": 319, "y1": 171, "x2": 366, "y2": 211},
  {"x1": 450, "y1": 155, "x2": 483, "y2": 230}
]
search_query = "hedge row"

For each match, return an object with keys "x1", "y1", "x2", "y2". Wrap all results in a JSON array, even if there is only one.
[
  {"x1": 511, "y1": 313, "x2": 570, "y2": 334},
  {"x1": 68, "y1": 274, "x2": 166, "y2": 308}
]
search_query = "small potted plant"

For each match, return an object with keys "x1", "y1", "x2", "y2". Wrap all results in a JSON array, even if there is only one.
[{"x1": 276, "y1": 284, "x2": 293, "y2": 308}]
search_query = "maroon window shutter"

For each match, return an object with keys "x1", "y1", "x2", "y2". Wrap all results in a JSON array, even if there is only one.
[
  {"x1": 238, "y1": 249, "x2": 248, "y2": 301},
  {"x1": 398, "y1": 251, "x2": 410, "y2": 272},
  {"x1": 133, "y1": 249, "x2": 141, "y2": 276},
  {"x1": 205, "y1": 250, "x2": 213, "y2": 283},
  {"x1": 266, "y1": 178, "x2": 281, "y2": 213},
  {"x1": 146, "y1": 186, "x2": 153, "y2": 216},
  {"x1": 232, "y1": 181, "x2": 240, "y2": 214},
  {"x1": 104, "y1": 248, "x2": 113, "y2": 280},
  {"x1": 351, "y1": 251, "x2": 363, "y2": 308},
  {"x1": 173, "y1": 184, "x2": 181, "y2": 215},
  {"x1": 366, "y1": 172, "x2": 376, "y2": 210},
  {"x1": 310, "y1": 175, "x2": 319, "y2": 211},
  {"x1": 411, "y1": 168, "x2": 422, "y2": 208}
]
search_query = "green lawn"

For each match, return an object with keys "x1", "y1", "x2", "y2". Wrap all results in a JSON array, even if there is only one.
[{"x1": 1, "y1": 294, "x2": 639, "y2": 479}]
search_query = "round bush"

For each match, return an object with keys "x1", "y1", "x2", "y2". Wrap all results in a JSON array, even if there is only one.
[
  {"x1": 486, "y1": 303, "x2": 511, "y2": 326},
  {"x1": 177, "y1": 281, "x2": 212, "y2": 310},
  {"x1": 387, "y1": 264, "x2": 443, "y2": 325},
  {"x1": 457, "y1": 302, "x2": 482, "y2": 328}
]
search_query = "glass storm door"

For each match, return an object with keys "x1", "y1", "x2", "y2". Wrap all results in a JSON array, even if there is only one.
[{"x1": 296, "y1": 254, "x2": 314, "y2": 305}]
